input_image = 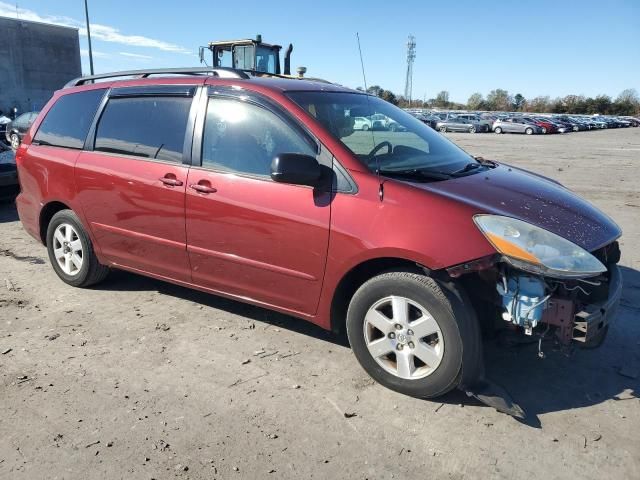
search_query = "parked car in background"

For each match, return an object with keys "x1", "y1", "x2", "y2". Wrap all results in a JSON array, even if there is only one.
[
  {"x1": 538, "y1": 117, "x2": 570, "y2": 133},
  {"x1": 493, "y1": 118, "x2": 543, "y2": 134},
  {"x1": 0, "y1": 114, "x2": 12, "y2": 144},
  {"x1": 455, "y1": 113, "x2": 493, "y2": 132},
  {"x1": 556, "y1": 116, "x2": 588, "y2": 132},
  {"x1": 5, "y1": 111, "x2": 39, "y2": 150},
  {"x1": 0, "y1": 160, "x2": 19, "y2": 200},
  {"x1": 410, "y1": 113, "x2": 440, "y2": 129},
  {"x1": 622, "y1": 116, "x2": 640, "y2": 127},
  {"x1": 520, "y1": 116, "x2": 557, "y2": 134},
  {"x1": 436, "y1": 116, "x2": 488, "y2": 133},
  {"x1": 353, "y1": 116, "x2": 374, "y2": 131}
]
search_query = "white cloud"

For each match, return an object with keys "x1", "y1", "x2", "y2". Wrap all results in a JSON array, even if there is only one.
[
  {"x1": 80, "y1": 49, "x2": 111, "y2": 59},
  {"x1": 0, "y1": 2, "x2": 191, "y2": 55},
  {"x1": 81, "y1": 24, "x2": 190, "y2": 54},
  {"x1": 119, "y1": 52, "x2": 153, "y2": 60}
]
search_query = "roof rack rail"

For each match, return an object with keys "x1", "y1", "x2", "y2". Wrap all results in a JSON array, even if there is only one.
[{"x1": 64, "y1": 67, "x2": 250, "y2": 88}]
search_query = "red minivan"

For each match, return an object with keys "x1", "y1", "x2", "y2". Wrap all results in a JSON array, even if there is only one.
[{"x1": 15, "y1": 68, "x2": 622, "y2": 415}]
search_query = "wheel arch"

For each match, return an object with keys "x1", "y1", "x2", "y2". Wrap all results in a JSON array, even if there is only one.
[
  {"x1": 329, "y1": 256, "x2": 430, "y2": 335},
  {"x1": 39, "y1": 200, "x2": 72, "y2": 244}
]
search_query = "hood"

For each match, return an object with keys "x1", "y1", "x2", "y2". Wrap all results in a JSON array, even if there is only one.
[{"x1": 415, "y1": 164, "x2": 621, "y2": 252}]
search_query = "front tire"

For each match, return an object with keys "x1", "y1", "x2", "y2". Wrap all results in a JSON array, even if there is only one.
[
  {"x1": 46, "y1": 209, "x2": 109, "y2": 288},
  {"x1": 468, "y1": 126, "x2": 476, "y2": 133},
  {"x1": 525, "y1": 127, "x2": 533, "y2": 135},
  {"x1": 494, "y1": 126, "x2": 503, "y2": 134},
  {"x1": 439, "y1": 126, "x2": 447, "y2": 133},
  {"x1": 10, "y1": 133, "x2": 20, "y2": 150},
  {"x1": 346, "y1": 272, "x2": 469, "y2": 398}
]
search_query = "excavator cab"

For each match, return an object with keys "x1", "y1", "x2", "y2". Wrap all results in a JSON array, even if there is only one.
[{"x1": 204, "y1": 35, "x2": 293, "y2": 76}]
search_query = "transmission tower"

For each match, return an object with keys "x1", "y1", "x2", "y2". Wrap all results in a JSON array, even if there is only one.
[{"x1": 404, "y1": 35, "x2": 416, "y2": 104}]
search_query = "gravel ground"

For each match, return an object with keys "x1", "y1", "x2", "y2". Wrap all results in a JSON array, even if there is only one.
[{"x1": 0, "y1": 128, "x2": 639, "y2": 479}]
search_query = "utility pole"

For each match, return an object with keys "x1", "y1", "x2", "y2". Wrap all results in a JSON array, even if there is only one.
[
  {"x1": 404, "y1": 35, "x2": 416, "y2": 107},
  {"x1": 84, "y1": 0, "x2": 94, "y2": 75}
]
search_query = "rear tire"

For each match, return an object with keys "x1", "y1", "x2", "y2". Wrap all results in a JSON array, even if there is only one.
[
  {"x1": 468, "y1": 126, "x2": 476, "y2": 133},
  {"x1": 346, "y1": 272, "x2": 473, "y2": 398},
  {"x1": 46, "y1": 209, "x2": 109, "y2": 288},
  {"x1": 525, "y1": 127, "x2": 533, "y2": 135}
]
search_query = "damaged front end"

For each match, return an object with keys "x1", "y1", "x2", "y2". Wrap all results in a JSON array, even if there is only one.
[
  {"x1": 495, "y1": 249, "x2": 621, "y2": 348},
  {"x1": 445, "y1": 216, "x2": 622, "y2": 418},
  {"x1": 450, "y1": 215, "x2": 622, "y2": 349}
]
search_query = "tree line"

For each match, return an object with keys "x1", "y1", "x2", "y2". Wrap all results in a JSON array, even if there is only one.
[{"x1": 360, "y1": 85, "x2": 640, "y2": 115}]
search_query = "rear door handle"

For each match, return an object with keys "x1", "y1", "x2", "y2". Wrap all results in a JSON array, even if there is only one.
[
  {"x1": 189, "y1": 182, "x2": 217, "y2": 194},
  {"x1": 160, "y1": 175, "x2": 183, "y2": 187}
]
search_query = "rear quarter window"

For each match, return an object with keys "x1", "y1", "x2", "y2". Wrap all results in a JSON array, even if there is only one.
[
  {"x1": 94, "y1": 96, "x2": 192, "y2": 163},
  {"x1": 33, "y1": 89, "x2": 106, "y2": 149}
]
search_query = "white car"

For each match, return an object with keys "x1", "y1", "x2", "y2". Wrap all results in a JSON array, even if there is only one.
[{"x1": 353, "y1": 116, "x2": 374, "y2": 131}]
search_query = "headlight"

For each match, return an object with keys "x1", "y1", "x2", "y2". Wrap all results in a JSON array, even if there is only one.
[{"x1": 474, "y1": 214, "x2": 606, "y2": 278}]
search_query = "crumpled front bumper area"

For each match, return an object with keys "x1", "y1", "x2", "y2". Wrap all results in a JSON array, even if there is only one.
[{"x1": 541, "y1": 265, "x2": 622, "y2": 347}]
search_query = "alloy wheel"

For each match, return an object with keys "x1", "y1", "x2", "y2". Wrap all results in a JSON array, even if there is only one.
[
  {"x1": 10, "y1": 134, "x2": 19, "y2": 150},
  {"x1": 52, "y1": 223, "x2": 84, "y2": 276},
  {"x1": 363, "y1": 295, "x2": 445, "y2": 380}
]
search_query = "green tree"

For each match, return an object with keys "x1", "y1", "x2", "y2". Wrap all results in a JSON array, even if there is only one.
[
  {"x1": 527, "y1": 96, "x2": 551, "y2": 113},
  {"x1": 380, "y1": 90, "x2": 398, "y2": 105},
  {"x1": 590, "y1": 95, "x2": 612, "y2": 115},
  {"x1": 486, "y1": 89, "x2": 513, "y2": 111},
  {"x1": 513, "y1": 93, "x2": 526, "y2": 111},
  {"x1": 434, "y1": 90, "x2": 450, "y2": 108},
  {"x1": 467, "y1": 92, "x2": 484, "y2": 110},
  {"x1": 612, "y1": 89, "x2": 639, "y2": 115},
  {"x1": 366, "y1": 85, "x2": 382, "y2": 97}
]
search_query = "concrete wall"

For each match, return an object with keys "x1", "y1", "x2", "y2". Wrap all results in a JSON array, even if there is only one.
[{"x1": 0, "y1": 17, "x2": 81, "y2": 116}]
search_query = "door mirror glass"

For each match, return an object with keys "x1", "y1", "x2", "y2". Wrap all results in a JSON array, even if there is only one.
[{"x1": 271, "y1": 153, "x2": 321, "y2": 186}]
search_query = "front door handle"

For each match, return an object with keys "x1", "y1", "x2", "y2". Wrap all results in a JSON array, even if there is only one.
[
  {"x1": 189, "y1": 181, "x2": 217, "y2": 194},
  {"x1": 160, "y1": 174, "x2": 183, "y2": 187}
]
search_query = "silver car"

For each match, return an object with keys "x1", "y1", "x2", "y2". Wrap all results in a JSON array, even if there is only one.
[
  {"x1": 455, "y1": 113, "x2": 493, "y2": 132},
  {"x1": 493, "y1": 118, "x2": 543, "y2": 135},
  {"x1": 436, "y1": 116, "x2": 487, "y2": 133}
]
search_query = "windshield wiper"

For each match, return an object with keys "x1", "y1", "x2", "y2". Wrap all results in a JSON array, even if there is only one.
[
  {"x1": 451, "y1": 162, "x2": 483, "y2": 176},
  {"x1": 378, "y1": 168, "x2": 451, "y2": 181},
  {"x1": 450, "y1": 158, "x2": 498, "y2": 177}
]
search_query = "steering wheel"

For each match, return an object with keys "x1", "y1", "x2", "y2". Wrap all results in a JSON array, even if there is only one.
[{"x1": 368, "y1": 141, "x2": 393, "y2": 158}]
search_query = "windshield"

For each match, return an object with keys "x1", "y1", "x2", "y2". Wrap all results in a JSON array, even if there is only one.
[{"x1": 286, "y1": 92, "x2": 474, "y2": 174}]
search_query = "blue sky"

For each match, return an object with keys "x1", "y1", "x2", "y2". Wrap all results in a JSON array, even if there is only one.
[{"x1": 1, "y1": 0, "x2": 638, "y2": 102}]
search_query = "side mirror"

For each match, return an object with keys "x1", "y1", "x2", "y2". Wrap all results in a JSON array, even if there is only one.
[{"x1": 270, "y1": 153, "x2": 321, "y2": 187}]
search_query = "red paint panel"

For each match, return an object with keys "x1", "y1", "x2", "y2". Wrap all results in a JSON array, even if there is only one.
[
  {"x1": 185, "y1": 169, "x2": 330, "y2": 316},
  {"x1": 75, "y1": 152, "x2": 191, "y2": 281}
]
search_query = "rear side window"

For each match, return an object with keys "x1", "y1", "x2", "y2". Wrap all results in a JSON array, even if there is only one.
[
  {"x1": 34, "y1": 89, "x2": 105, "y2": 149},
  {"x1": 94, "y1": 96, "x2": 191, "y2": 163}
]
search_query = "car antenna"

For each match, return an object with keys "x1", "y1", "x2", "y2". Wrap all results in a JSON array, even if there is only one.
[{"x1": 356, "y1": 32, "x2": 384, "y2": 202}]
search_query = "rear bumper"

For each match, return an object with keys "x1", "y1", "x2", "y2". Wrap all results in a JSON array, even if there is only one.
[{"x1": 572, "y1": 265, "x2": 622, "y2": 344}]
